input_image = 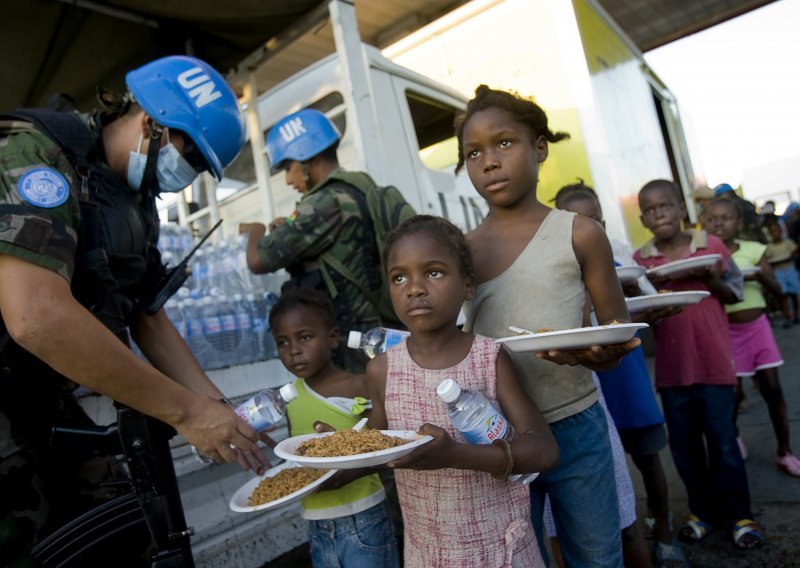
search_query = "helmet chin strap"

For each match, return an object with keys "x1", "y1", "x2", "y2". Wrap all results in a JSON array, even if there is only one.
[{"x1": 139, "y1": 122, "x2": 164, "y2": 199}]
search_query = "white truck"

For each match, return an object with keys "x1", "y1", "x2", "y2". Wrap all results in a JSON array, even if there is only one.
[{"x1": 84, "y1": 1, "x2": 700, "y2": 566}]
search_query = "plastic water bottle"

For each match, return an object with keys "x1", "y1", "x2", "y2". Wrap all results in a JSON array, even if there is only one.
[
  {"x1": 191, "y1": 248, "x2": 208, "y2": 298},
  {"x1": 232, "y1": 293, "x2": 255, "y2": 365},
  {"x1": 347, "y1": 327, "x2": 409, "y2": 358},
  {"x1": 192, "y1": 383, "x2": 299, "y2": 464},
  {"x1": 250, "y1": 292, "x2": 268, "y2": 361},
  {"x1": 262, "y1": 292, "x2": 279, "y2": 359},
  {"x1": 436, "y1": 378, "x2": 538, "y2": 485},
  {"x1": 200, "y1": 296, "x2": 225, "y2": 369},
  {"x1": 218, "y1": 295, "x2": 240, "y2": 367},
  {"x1": 164, "y1": 298, "x2": 187, "y2": 341},
  {"x1": 183, "y1": 298, "x2": 206, "y2": 368}
]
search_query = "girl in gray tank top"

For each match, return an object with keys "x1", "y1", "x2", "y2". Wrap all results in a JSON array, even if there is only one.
[{"x1": 455, "y1": 85, "x2": 638, "y2": 568}]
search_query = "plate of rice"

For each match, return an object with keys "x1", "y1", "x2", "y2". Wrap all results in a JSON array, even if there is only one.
[
  {"x1": 274, "y1": 429, "x2": 433, "y2": 469},
  {"x1": 229, "y1": 461, "x2": 336, "y2": 512}
]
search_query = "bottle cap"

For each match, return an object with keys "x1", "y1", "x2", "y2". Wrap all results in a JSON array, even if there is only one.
[
  {"x1": 347, "y1": 330, "x2": 362, "y2": 349},
  {"x1": 279, "y1": 382, "x2": 298, "y2": 404},
  {"x1": 436, "y1": 379, "x2": 461, "y2": 403}
]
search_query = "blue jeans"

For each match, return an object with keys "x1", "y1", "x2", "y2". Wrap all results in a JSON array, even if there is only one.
[
  {"x1": 660, "y1": 384, "x2": 752, "y2": 523},
  {"x1": 308, "y1": 501, "x2": 399, "y2": 568},
  {"x1": 531, "y1": 402, "x2": 622, "y2": 568}
]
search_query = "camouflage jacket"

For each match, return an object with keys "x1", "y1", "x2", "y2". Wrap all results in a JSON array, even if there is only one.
[
  {"x1": 256, "y1": 168, "x2": 381, "y2": 326},
  {"x1": 0, "y1": 119, "x2": 81, "y2": 281}
]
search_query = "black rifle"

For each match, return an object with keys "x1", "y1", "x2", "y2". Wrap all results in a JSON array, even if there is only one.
[{"x1": 145, "y1": 219, "x2": 223, "y2": 315}]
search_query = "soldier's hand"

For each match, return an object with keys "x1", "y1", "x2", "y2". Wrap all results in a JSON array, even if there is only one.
[
  {"x1": 177, "y1": 395, "x2": 261, "y2": 466},
  {"x1": 238, "y1": 222, "x2": 266, "y2": 241}
]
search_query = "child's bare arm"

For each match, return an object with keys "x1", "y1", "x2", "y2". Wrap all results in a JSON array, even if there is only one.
[
  {"x1": 537, "y1": 217, "x2": 639, "y2": 371},
  {"x1": 387, "y1": 350, "x2": 558, "y2": 475},
  {"x1": 495, "y1": 349, "x2": 558, "y2": 473},
  {"x1": 574, "y1": 217, "x2": 630, "y2": 324},
  {"x1": 756, "y1": 255, "x2": 783, "y2": 297},
  {"x1": 364, "y1": 355, "x2": 389, "y2": 430}
]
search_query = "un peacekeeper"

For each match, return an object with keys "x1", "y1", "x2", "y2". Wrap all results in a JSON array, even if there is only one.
[
  {"x1": 0, "y1": 55, "x2": 269, "y2": 560},
  {"x1": 239, "y1": 109, "x2": 410, "y2": 373}
]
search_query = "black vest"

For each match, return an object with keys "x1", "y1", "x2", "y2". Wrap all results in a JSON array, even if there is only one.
[
  {"x1": 0, "y1": 109, "x2": 166, "y2": 447},
  {"x1": 5, "y1": 109, "x2": 165, "y2": 340}
]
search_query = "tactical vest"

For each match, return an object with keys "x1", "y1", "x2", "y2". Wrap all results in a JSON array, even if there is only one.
[
  {"x1": 3, "y1": 109, "x2": 165, "y2": 342},
  {"x1": 0, "y1": 109, "x2": 166, "y2": 451}
]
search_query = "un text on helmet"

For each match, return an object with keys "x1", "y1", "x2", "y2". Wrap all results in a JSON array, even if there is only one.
[{"x1": 177, "y1": 67, "x2": 222, "y2": 108}]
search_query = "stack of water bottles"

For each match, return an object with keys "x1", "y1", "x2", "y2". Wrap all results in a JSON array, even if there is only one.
[{"x1": 158, "y1": 223, "x2": 286, "y2": 370}]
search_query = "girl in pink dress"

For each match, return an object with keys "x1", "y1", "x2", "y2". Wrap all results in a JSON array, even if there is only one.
[{"x1": 363, "y1": 215, "x2": 558, "y2": 567}]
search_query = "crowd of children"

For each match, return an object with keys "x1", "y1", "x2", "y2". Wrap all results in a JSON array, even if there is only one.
[{"x1": 250, "y1": 85, "x2": 796, "y2": 567}]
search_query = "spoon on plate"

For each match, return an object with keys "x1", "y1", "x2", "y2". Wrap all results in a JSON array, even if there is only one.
[{"x1": 508, "y1": 325, "x2": 536, "y2": 335}]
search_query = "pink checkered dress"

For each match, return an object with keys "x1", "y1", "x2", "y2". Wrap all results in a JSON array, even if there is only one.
[{"x1": 385, "y1": 335, "x2": 544, "y2": 568}]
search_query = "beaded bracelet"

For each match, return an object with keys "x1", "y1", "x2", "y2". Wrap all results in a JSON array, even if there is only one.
[{"x1": 491, "y1": 438, "x2": 514, "y2": 479}]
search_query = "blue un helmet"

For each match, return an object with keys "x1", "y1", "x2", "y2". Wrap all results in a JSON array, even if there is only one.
[
  {"x1": 266, "y1": 108, "x2": 340, "y2": 174},
  {"x1": 125, "y1": 55, "x2": 246, "y2": 180},
  {"x1": 714, "y1": 183, "x2": 735, "y2": 197}
]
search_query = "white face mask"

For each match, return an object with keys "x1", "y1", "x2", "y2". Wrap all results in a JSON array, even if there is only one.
[{"x1": 127, "y1": 131, "x2": 199, "y2": 193}]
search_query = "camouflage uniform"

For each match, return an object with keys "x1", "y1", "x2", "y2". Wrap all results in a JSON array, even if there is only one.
[
  {"x1": 0, "y1": 114, "x2": 159, "y2": 562},
  {"x1": 257, "y1": 168, "x2": 383, "y2": 373}
]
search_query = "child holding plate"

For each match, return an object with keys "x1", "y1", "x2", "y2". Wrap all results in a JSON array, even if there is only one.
[
  {"x1": 364, "y1": 215, "x2": 558, "y2": 567},
  {"x1": 703, "y1": 198, "x2": 800, "y2": 477},
  {"x1": 269, "y1": 289, "x2": 399, "y2": 568},
  {"x1": 458, "y1": 86, "x2": 636, "y2": 567},
  {"x1": 554, "y1": 182, "x2": 686, "y2": 568},
  {"x1": 634, "y1": 180, "x2": 763, "y2": 550}
]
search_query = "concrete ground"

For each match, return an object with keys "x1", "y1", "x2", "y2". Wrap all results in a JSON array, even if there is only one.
[
  {"x1": 641, "y1": 320, "x2": 800, "y2": 568},
  {"x1": 265, "y1": 322, "x2": 800, "y2": 567}
]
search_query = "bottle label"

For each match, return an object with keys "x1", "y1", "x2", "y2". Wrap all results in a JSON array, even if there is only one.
[
  {"x1": 462, "y1": 411, "x2": 509, "y2": 445},
  {"x1": 221, "y1": 314, "x2": 237, "y2": 332},
  {"x1": 204, "y1": 318, "x2": 221, "y2": 334},
  {"x1": 385, "y1": 330, "x2": 409, "y2": 350},
  {"x1": 236, "y1": 398, "x2": 272, "y2": 431},
  {"x1": 252, "y1": 317, "x2": 267, "y2": 333}
]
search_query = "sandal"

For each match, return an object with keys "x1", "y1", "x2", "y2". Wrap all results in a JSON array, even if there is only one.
[
  {"x1": 653, "y1": 539, "x2": 688, "y2": 568},
  {"x1": 732, "y1": 519, "x2": 764, "y2": 549},
  {"x1": 678, "y1": 514, "x2": 711, "y2": 543},
  {"x1": 777, "y1": 454, "x2": 800, "y2": 477}
]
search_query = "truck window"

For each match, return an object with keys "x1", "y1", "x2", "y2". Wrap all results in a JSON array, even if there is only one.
[{"x1": 405, "y1": 91, "x2": 460, "y2": 172}]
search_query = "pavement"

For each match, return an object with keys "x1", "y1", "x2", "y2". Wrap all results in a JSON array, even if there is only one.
[
  {"x1": 641, "y1": 320, "x2": 800, "y2": 568},
  {"x1": 266, "y1": 321, "x2": 800, "y2": 568}
]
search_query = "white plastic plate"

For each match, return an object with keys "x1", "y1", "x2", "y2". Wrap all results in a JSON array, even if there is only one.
[
  {"x1": 740, "y1": 267, "x2": 761, "y2": 277},
  {"x1": 229, "y1": 460, "x2": 336, "y2": 513},
  {"x1": 496, "y1": 323, "x2": 648, "y2": 353},
  {"x1": 615, "y1": 265, "x2": 646, "y2": 283},
  {"x1": 273, "y1": 430, "x2": 433, "y2": 469},
  {"x1": 625, "y1": 291, "x2": 711, "y2": 313},
  {"x1": 645, "y1": 254, "x2": 722, "y2": 278}
]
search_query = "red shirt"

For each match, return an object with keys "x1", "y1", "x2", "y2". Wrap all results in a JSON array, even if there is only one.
[{"x1": 634, "y1": 231, "x2": 736, "y2": 388}]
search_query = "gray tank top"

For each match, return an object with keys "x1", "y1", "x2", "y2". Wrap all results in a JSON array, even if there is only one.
[{"x1": 464, "y1": 208, "x2": 597, "y2": 423}]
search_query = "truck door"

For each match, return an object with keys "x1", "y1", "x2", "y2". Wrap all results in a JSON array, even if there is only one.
[{"x1": 389, "y1": 77, "x2": 486, "y2": 231}]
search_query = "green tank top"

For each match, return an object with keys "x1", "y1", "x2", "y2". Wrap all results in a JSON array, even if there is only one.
[{"x1": 286, "y1": 379, "x2": 383, "y2": 513}]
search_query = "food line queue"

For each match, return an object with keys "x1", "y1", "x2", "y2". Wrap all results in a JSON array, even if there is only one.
[{"x1": 2, "y1": 50, "x2": 799, "y2": 568}]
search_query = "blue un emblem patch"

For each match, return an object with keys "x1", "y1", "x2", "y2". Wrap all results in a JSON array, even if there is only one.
[{"x1": 16, "y1": 167, "x2": 70, "y2": 208}]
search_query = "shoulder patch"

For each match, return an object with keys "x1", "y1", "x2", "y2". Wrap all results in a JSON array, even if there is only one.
[{"x1": 16, "y1": 167, "x2": 70, "y2": 208}]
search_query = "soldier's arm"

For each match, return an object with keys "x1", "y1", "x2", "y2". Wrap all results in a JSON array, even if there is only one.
[
  {"x1": 0, "y1": 253, "x2": 259, "y2": 463},
  {"x1": 254, "y1": 192, "x2": 344, "y2": 273}
]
